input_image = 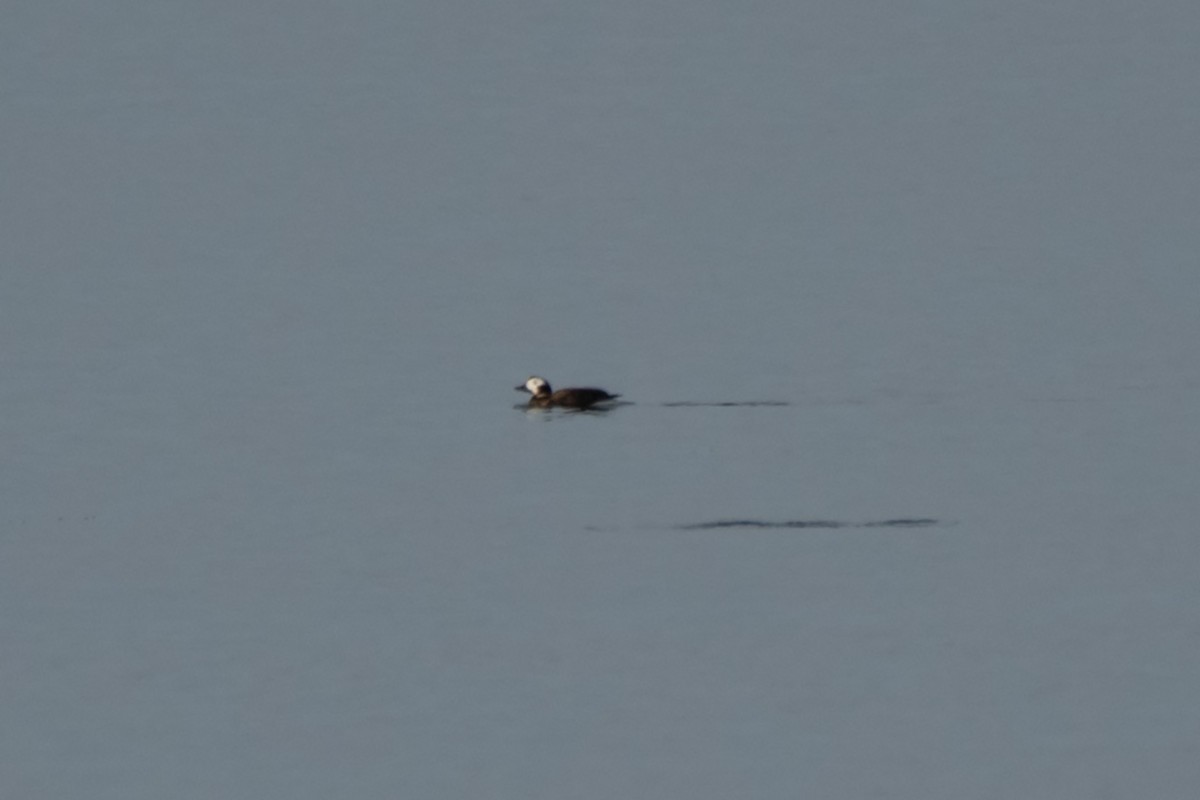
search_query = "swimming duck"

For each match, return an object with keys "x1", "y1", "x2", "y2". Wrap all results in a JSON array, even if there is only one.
[{"x1": 515, "y1": 376, "x2": 621, "y2": 409}]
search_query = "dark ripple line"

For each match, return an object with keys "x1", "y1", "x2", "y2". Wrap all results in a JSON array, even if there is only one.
[
  {"x1": 660, "y1": 401, "x2": 790, "y2": 408},
  {"x1": 677, "y1": 518, "x2": 942, "y2": 531}
]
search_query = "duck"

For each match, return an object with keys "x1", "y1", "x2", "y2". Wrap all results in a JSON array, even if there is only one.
[{"x1": 515, "y1": 376, "x2": 621, "y2": 409}]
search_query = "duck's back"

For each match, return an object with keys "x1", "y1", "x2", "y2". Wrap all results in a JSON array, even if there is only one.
[{"x1": 548, "y1": 387, "x2": 620, "y2": 408}]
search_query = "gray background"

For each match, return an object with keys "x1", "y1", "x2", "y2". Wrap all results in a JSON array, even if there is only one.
[{"x1": 3, "y1": 1, "x2": 1198, "y2": 797}]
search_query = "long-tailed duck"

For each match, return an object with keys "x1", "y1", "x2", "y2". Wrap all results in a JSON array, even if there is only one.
[{"x1": 515, "y1": 376, "x2": 620, "y2": 409}]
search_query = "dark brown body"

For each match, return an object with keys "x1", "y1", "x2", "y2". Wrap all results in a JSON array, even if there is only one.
[
  {"x1": 528, "y1": 387, "x2": 619, "y2": 409},
  {"x1": 516, "y1": 377, "x2": 620, "y2": 409}
]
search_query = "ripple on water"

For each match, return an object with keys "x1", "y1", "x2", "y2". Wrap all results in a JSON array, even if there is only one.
[{"x1": 675, "y1": 518, "x2": 944, "y2": 531}]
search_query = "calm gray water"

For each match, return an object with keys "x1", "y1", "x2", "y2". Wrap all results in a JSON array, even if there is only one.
[{"x1": 4, "y1": 2, "x2": 1199, "y2": 798}]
